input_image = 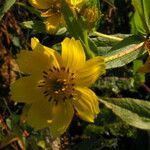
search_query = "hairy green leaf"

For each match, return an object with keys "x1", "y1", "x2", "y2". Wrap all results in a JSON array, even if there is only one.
[
  {"x1": 105, "y1": 35, "x2": 145, "y2": 69},
  {"x1": 100, "y1": 98, "x2": 150, "y2": 130},
  {"x1": 0, "y1": 0, "x2": 16, "y2": 21}
]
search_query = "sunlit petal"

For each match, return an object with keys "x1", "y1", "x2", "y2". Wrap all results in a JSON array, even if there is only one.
[
  {"x1": 28, "y1": 0, "x2": 51, "y2": 9},
  {"x1": 66, "y1": 0, "x2": 87, "y2": 9},
  {"x1": 76, "y1": 56, "x2": 105, "y2": 87},
  {"x1": 16, "y1": 38, "x2": 61, "y2": 78},
  {"x1": 73, "y1": 87, "x2": 100, "y2": 122},
  {"x1": 11, "y1": 76, "x2": 45, "y2": 103},
  {"x1": 61, "y1": 38, "x2": 85, "y2": 72},
  {"x1": 31, "y1": 38, "x2": 62, "y2": 68},
  {"x1": 27, "y1": 100, "x2": 53, "y2": 130},
  {"x1": 50, "y1": 101, "x2": 74, "y2": 137}
]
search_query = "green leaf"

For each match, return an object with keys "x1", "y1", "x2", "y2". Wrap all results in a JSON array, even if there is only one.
[
  {"x1": 133, "y1": 60, "x2": 145, "y2": 83},
  {"x1": 94, "y1": 77, "x2": 135, "y2": 94},
  {"x1": 21, "y1": 20, "x2": 46, "y2": 33},
  {"x1": 56, "y1": 27, "x2": 67, "y2": 35},
  {"x1": 99, "y1": 98, "x2": 150, "y2": 130},
  {"x1": 142, "y1": 0, "x2": 150, "y2": 32},
  {"x1": 62, "y1": 0, "x2": 84, "y2": 40},
  {"x1": 105, "y1": 35, "x2": 145, "y2": 69},
  {"x1": 0, "y1": 0, "x2": 16, "y2": 21},
  {"x1": 130, "y1": 0, "x2": 150, "y2": 35},
  {"x1": 90, "y1": 34, "x2": 126, "y2": 55},
  {"x1": 12, "y1": 36, "x2": 21, "y2": 48},
  {"x1": 16, "y1": 2, "x2": 41, "y2": 18},
  {"x1": 88, "y1": 37, "x2": 100, "y2": 54},
  {"x1": 133, "y1": 60, "x2": 143, "y2": 72}
]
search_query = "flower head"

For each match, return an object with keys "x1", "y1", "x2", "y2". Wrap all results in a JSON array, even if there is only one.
[
  {"x1": 11, "y1": 37, "x2": 105, "y2": 137},
  {"x1": 80, "y1": 6, "x2": 100, "y2": 29},
  {"x1": 28, "y1": 0, "x2": 87, "y2": 33}
]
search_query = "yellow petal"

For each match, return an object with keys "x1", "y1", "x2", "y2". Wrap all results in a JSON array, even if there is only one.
[
  {"x1": 44, "y1": 14, "x2": 64, "y2": 34},
  {"x1": 28, "y1": 0, "x2": 51, "y2": 9},
  {"x1": 67, "y1": 0, "x2": 87, "y2": 8},
  {"x1": 41, "y1": 9, "x2": 58, "y2": 17},
  {"x1": 76, "y1": 56, "x2": 105, "y2": 87},
  {"x1": 61, "y1": 38, "x2": 85, "y2": 72},
  {"x1": 73, "y1": 87, "x2": 100, "y2": 122},
  {"x1": 31, "y1": 38, "x2": 60, "y2": 65},
  {"x1": 27, "y1": 100, "x2": 53, "y2": 130},
  {"x1": 50, "y1": 101, "x2": 74, "y2": 138},
  {"x1": 20, "y1": 104, "x2": 31, "y2": 123},
  {"x1": 10, "y1": 76, "x2": 45, "y2": 103},
  {"x1": 16, "y1": 51, "x2": 48, "y2": 79},
  {"x1": 17, "y1": 38, "x2": 61, "y2": 78},
  {"x1": 139, "y1": 56, "x2": 150, "y2": 73}
]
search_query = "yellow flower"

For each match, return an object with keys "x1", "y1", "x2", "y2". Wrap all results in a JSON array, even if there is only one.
[
  {"x1": 11, "y1": 37, "x2": 105, "y2": 137},
  {"x1": 28, "y1": 0, "x2": 86, "y2": 33}
]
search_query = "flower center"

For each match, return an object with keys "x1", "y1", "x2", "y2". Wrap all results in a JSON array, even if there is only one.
[
  {"x1": 38, "y1": 66, "x2": 76, "y2": 104},
  {"x1": 52, "y1": 79, "x2": 65, "y2": 91}
]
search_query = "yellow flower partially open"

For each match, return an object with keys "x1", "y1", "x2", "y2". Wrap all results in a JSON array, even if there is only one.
[
  {"x1": 11, "y1": 37, "x2": 105, "y2": 137},
  {"x1": 28, "y1": 0, "x2": 86, "y2": 33}
]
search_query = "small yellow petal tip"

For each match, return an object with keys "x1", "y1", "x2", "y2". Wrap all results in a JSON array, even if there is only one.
[{"x1": 31, "y1": 37, "x2": 40, "y2": 49}]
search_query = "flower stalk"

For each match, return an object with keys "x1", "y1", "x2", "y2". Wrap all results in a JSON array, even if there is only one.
[{"x1": 93, "y1": 31, "x2": 123, "y2": 42}]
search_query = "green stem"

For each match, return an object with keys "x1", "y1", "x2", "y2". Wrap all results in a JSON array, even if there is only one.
[
  {"x1": 3, "y1": 98, "x2": 12, "y2": 115},
  {"x1": 93, "y1": 31, "x2": 123, "y2": 42},
  {"x1": 82, "y1": 30, "x2": 95, "y2": 58}
]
